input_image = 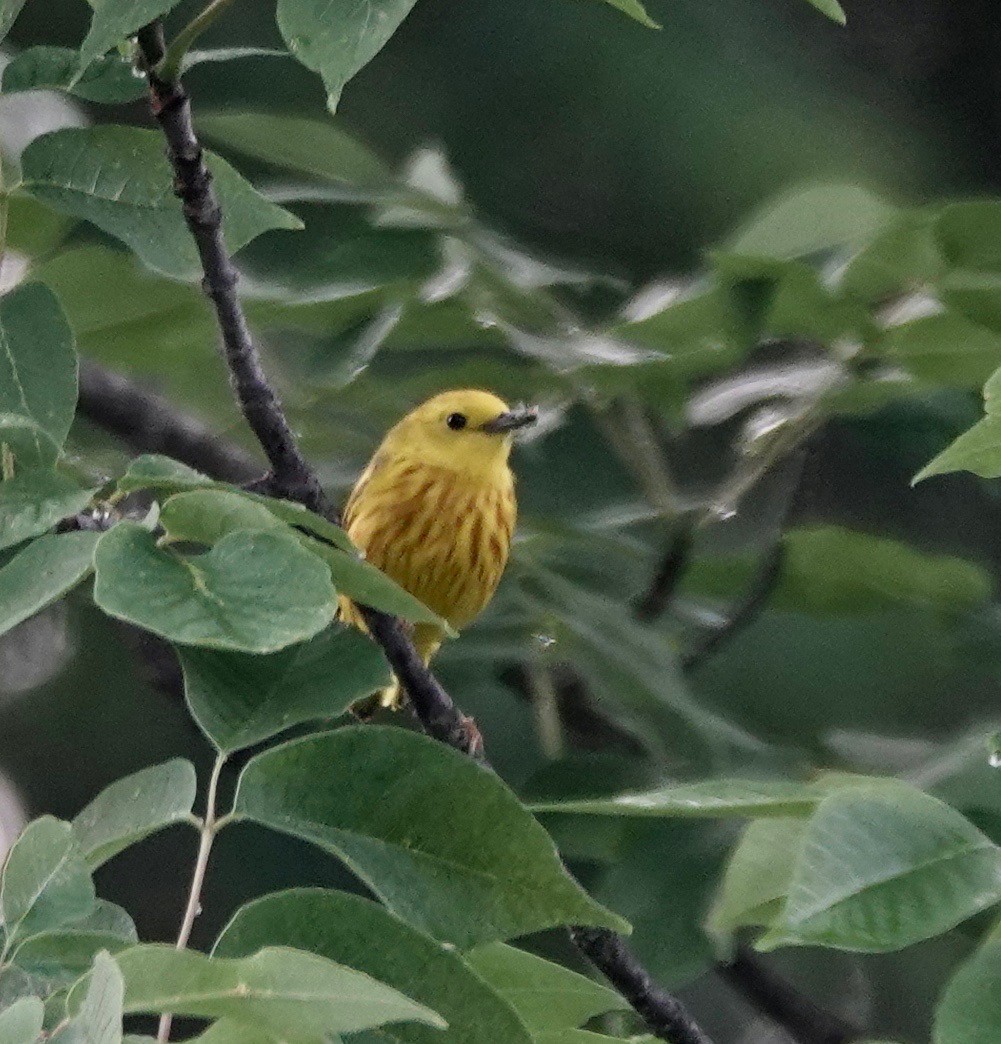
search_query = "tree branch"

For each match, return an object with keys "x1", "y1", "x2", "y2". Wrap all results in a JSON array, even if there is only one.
[
  {"x1": 719, "y1": 946, "x2": 858, "y2": 1044},
  {"x1": 130, "y1": 26, "x2": 714, "y2": 1044},
  {"x1": 78, "y1": 359, "x2": 262, "y2": 485}
]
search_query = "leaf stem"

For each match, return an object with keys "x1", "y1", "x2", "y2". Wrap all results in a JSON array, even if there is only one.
[
  {"x1": 159, "y1": 0, "x2": 240, "y2": 82},
  {"x1": 157, "y1": 752, "x2": 226, "y2": 1043}
]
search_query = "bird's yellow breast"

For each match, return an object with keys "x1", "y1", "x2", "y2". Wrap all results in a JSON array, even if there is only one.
[{"x1": 342, "y1": 454, "x2": 516, "y2": 631}]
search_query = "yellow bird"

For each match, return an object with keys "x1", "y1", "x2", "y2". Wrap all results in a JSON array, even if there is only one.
[{"x1": 339, "y1": 389, "x2": 537, "y2": 709}]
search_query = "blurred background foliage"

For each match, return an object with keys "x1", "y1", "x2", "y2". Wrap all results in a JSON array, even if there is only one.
[{"x1": 5, "y1": 0, "x2": 1001, "y2": 1041}]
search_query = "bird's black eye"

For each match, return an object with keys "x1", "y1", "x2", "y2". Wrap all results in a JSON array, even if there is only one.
[{"x1": 446, "y1": 412, "x2": 468, "y2": 431}]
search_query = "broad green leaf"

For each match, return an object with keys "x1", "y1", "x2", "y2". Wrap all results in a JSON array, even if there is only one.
[
  {"x1": 0, "y1": 0, "x2": 26, "y2": 44},
  {"x1": 0, "y1": 472, "x2": 96, "y2": 553},
  {"x1": 20, "y1": 127, "x2": 302, "y2": 280},
  {"x1": 0, "y1": 532, "x2": 99, "y2": 639},
  {"x1": 2, "y1": 47, "x2": 145, "y2": 102},
  {"x1": 187, "y1": 1022, "x2": 292, "y2": 1043},
  {"x1": 937, "y1": 203, "x2": 1001, "y2": 272},
  {"x1": 687, "y1": 526, "x2": 991, "y2": 614},
  {"x1": 303, "y1": 535, "x2": 450, "y2": 630},
  {"x1": 0, "y1": 818, "x2": 95, "y2": 949},
  {"x1": 0, "y1": 283, "x2": 77, "y2": 467},
  {"x1": 72, "y1": 759, "x2": 198, "y2": 869},
  {"x1": 276, "y1": 0, "x2": 421, "y2": 112},
  {"x1": 0, "y1": 996, "x2": 43, "y2": 1044},
  {"x1": 708, "y1": 818, "x2": 808, "y2": 937},
  {"x1": 234, "y1": 727, "x2": 630, "y2": 948},
  {"x1": 465, "y1": 942, "x2": 626, "y2": 1032},
  {"x1": 93, "y1": 522, "x2": 335, "y2": 653},
  {"x1": 935, "y1": 942, "x2": 1001, "y2": 1044},
  {"x1": 198, "y1": 112, "x2": 392, "y2": 188},
  {"x1": 878, "y1": 314, "x2": 1001, "y2": 388},
  {"x1": 64, "y1": 951, "x2": 123, "y2": 1044},
  {"x1": 5, "y1": 196, "x2": 71, "y2": 258},
  {"x1": 215, "y1": 888, "x2": 534, "y2": 1043},
  {"x1": 760, "y1": 787, "x2": 1001, "y2": 951},
  {"x1": 78, "y1": 0, "x2": 185, "y2": 70},
  {"x1": 532, "y1": 779, "x2": 821, "y2": 819},
  {"x1": 582, "y1": 0, "x2": 659, "y2": 30},
  {"x1": 99, "y1": 944, "x2": 444, "y2": 1036},
  {"x1": 160, "y1": 489, "x2": 285, "y2": 545},
  {"x1": 11, "y1": 902, "x2": 137, "y2": 989},
  {"x1": 180, "y1": 627, "x2": 389, "y2": 753},
  {"x1": 802, "y1": 0, "x2": 845, "y2": 24},
  {"x1": 914, "y1": 415, "x2": 1001, "y2": 483},
  {"x1": 246, "y1": 495, "x2": 354, "y2": 552},
  {"x1": 840, "y1": 210, "x2": 942, "y2": 302},
  {"x1": 727, "y1": 183, "x2": 893, "y2": 260},
  {"x1": 117, "y1": 455, "x2": 217, "y2": 496}
]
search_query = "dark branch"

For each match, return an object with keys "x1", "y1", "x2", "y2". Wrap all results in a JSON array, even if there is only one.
[
  {"x1": 137, "y1": 25, "x2": 326, "y2": 514},
  {"x1": 129, "y1": 27, "x2": 713, "y2": 1044},
  {"x1": 634, "y1": 523, "x2": 694, "y2": 623},
  {"x1": 719, "y1": 946, "x2": 858, "y2": 1044},
  {"x1": 680, "y1": 541, "x2": 785, "y2": 674},
  {"x1": 78, "y1": 360, "x2": 261, "y2": 485}
]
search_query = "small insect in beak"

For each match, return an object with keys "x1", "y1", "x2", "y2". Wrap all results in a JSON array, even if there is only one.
[{"x1": 480, "y1": 404, "x2": 538, "y2": 434}]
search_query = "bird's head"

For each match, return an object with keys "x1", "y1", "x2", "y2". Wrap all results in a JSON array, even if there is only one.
[{"x1": 385, "y1": 389, "x2": 537, "y2": 476}]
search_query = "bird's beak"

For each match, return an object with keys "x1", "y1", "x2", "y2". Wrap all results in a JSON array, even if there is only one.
[{"x1": 481, "y1": 404, "x2": 538, "y2": 434}]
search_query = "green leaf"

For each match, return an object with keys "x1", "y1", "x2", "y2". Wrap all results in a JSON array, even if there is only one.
[
  {"x1": 937, "y1": 202, "x2": 1001, "y2": 272},
  {"x1": 98, "y1": 944, "x2": 445, "y2": 1036},
  {"x1": 2, "y1": 47, "x2": 145, "y2": 102},
  {"x1": 0, "y1": 532, "x2": 100, "y2": 639},
  {"x1": 72, "y1": 759, "x2": 198, "y2": 869},
  {"x1": 215, "y1": 888, "x2": 534, "y2": 1043},
  {"x1": 914, "y1": 414, "x2": 1001, "y2": 483},
  {"x1": 160, "y1": 489, "x2": 285, "y2": 545},
  {"x1": 93, "y1": 521, "x2": 335, "y2": 653},
  {"x1": 532, "y1": 779, "x2": 821, "y2": 819},
  {"x1": 581, "y1": 0, "x2": 660, "y2": 30},
  {"x1": 840, "y1": 210, "x2": 942, "y2": 302},
  {"x1": 66, "y1": 951, "x2": 124, "y2": 1044},
  {"x1": 234, "y1": 727, "x2": 629, "y2": 948},
  {"x1": 708, "y1": 818, "x2": 808, "y2": 937},
  {"x1": 117, "y1": 455, "x2": 217, "y2": 496},
  {"x1": 465, "y1": 942, "x2": 626, "y2": 1032},
  {"x1": 180, "y1": 628, "x2": 389, "y2": 753},
  {"x1": 688, "y1": 526, "x2": 991, "y2": 614},
  {"x1": 0, "y1": 0, "x2": 27, "y2": 45},
  {"x1": 727, "y1": 183, "x2": 893, "y2": 260},
  {"x1": 78, "y1": 0, "x2": 185, "y2": 70},
  {"x1": 760, "y1": 786, "x2": 1001, "y2": 951},
  {"x1": 802, "y1": 0, "x2": 846, "y2": 24},
  {"x1": 302, "y1": 535, "x2": 450, "y2": 631},
  {"x1": 0, "y1": 283, "x2": 77, "y2": 467},
  {"x1": 535, "y1": 1034, "x2": 656, "y2": 1044},
  {"x1": 246, "y1": 495, "x2": 354, "y2": 552},
  {"x1": 276, "y1": 0, "x2": 421, "y2": 112},
  {"x1": 198, "y1": 112, "x2": 392, "y2": 188},
  {"x1": 20, "y1": 127, "x2": 303, "y2": 281},
  {"x1": 0, "y1": 818, "x2": 95, "y2": 950},
  {"x1": 0, "y1": 472, "x2": 96, "y2": 553},
  {"x1": 935, "y1": 942, "x2": 1001, "y2": 1044},
  {"x1": 11, "y1": 902, "x2": 137, "y2": 990},
  {"x1": 878, "y1": 314, "x2": 1001, "y2": 388},
  {"x1": 0, "y1": 996, "x2": 44, "y2": 1044}
]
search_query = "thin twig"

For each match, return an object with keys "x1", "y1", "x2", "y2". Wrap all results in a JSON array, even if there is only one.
[
  {"x1": 634, "y1": 523, "x2": 695, "y2": 623},
  {"x1": 129, "y1": 27, "x2": 715, "y2": 1044},
  {"x1": 157, "y1": 753, "x2": 225, "y2": 1043}
]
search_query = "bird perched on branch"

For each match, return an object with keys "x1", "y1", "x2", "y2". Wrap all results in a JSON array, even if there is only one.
[{"x1": 339, "y1": 389, "x2": 537, "y2": 710}]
